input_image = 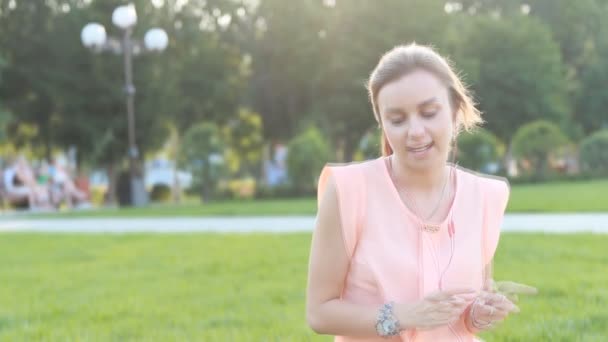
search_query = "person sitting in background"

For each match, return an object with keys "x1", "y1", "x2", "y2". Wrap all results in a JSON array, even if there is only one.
[
  {"x1": 2, "y1": 156, "x2": 52, "y2": 210},
  {"x1": 49, "y1": 157, "x2": 90, "y2": 209}
]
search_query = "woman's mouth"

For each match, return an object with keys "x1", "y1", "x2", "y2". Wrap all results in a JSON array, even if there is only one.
[{"x1": 407, "y1": 142, "x2": 433, "y2": 153}]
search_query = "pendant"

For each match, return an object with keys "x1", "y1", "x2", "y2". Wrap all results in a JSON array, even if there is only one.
[{"x1": 422, "y1": 224, "x2": 441, "y2": 233}]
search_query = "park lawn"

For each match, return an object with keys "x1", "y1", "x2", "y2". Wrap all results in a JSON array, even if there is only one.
[
  {"x1": 16, "y1": 178, "x2": 608, "y2": 218},
  {"x1": 505, "y1": 179, "x2": 608, "y2": 212},
  {"x1": 18, "y1": 198, "x2": 317, "y2": 219},
  {"x1": 0, "y1": 232, "x2": 605, "y2": 341}
]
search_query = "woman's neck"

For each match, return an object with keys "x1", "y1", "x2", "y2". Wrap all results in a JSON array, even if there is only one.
[{"x1": 389, "y1": 154, "x2": 448, "y2": 193}]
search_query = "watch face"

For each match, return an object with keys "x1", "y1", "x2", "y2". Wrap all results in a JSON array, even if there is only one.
[{"x1": 382, "y1": 320, "x2": 396, "y2": 333}]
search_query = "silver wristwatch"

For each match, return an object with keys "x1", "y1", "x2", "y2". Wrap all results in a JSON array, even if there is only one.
[{"x1": 375, "y1": 301, "x2": 401, "y2": 338}]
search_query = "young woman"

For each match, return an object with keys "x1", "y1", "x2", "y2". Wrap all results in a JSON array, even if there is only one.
[{"x1": 306, "y1": 43, "x2": 535, "y2": 341}]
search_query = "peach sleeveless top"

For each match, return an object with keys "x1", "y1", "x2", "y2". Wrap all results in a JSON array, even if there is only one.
[{"x1": 316, "y1": 156, "x2": 510, "y2": 342}]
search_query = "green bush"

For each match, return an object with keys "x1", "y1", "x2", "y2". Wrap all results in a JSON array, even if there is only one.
[
  {"x1": 180, "y1": 122, "x2": 226, "y2": 202},
  {"x1": 149, "y1": 184, "x2": 171, "y2": 203},
  {"x1": 579, "y1": 129, "x2": 608, "y2": 177},
  {"x1": 512, "y1": 120, "x2": 570, "y2": 181},
  {"x1": 286, "y1": 126, "x2": 330, "y2": 195},
  {"x1": 456, "y1": 128, "x2": 503, "y2": 172}
]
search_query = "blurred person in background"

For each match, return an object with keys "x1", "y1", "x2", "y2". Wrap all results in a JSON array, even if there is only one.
[
  {"x1": 49, "y1": 157, "x2": 90, "y2": 209},
  {"x1": 2, "y1": 155, "x2": 52, "y2": 210}
]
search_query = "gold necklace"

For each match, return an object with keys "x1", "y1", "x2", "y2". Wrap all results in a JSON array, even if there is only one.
[{"x1": 388, "y1": 155, "x2": 451, "y2": 233}]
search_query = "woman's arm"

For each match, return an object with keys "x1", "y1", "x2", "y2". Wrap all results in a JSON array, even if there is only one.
[{"x1": 306, "y1": 175, "x2": 384, "y2": 337}]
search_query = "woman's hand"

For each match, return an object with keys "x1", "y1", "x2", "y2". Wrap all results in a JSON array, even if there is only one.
[
  {"x1": 466, "y1": 291, "x2": 518, "y2": 331},
  {"x1": 493, "y1": 280, "x2": 538, "y2": 303},
  {"x1": 396, "y1": 288, "x2": 478, "y2": 331},
  {"x1": 467, "y1": 280, "x2": 537, "y2": 331}
]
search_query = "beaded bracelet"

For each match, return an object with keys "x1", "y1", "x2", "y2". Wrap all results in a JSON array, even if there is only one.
[{"x1": 469, "y1": 298, "x2": 494, "y2": 330}]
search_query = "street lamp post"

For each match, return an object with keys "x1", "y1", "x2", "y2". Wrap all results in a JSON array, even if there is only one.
[{"x1": 81, "y1": 4, "x2": 168, "y2": 207}]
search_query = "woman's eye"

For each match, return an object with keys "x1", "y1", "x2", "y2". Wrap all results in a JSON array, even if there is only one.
[
  {"x1": 391, "y1": 119, "x2": 404, "y2": 125},
  {"x1": 422, "y1": 110, "x2": 437, "y2": 117}
]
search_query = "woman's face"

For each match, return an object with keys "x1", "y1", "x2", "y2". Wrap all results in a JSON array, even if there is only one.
[{"x1": 377, "y1": 69, "x2": 455, "y2": 170}]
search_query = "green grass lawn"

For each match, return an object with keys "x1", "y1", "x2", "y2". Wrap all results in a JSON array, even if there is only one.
[
  {"x1": 24, "y1": 198, "x2": 317, "y2": 219},
  {"x1": 0, "y1": 232, "x2": 605, "y2": 341},
  {"x1": 506, "y1": 179, "x2": 608, "y2": 212},
  {"x1": 16, "y1": 178, "x2": 608, "y2": 218}
]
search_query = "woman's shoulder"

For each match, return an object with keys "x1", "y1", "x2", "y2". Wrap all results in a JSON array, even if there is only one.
[
  {"x1": 455, "y1": 165, "x2": 510, "y2": 198},
  {"x1": 322, "y1": 157, "x2": 380, "y2": 171},
  {"x1": 320, "y1": 157, "x2": 380, "y2": 181},
  {"x1": 317, "y1": 158, "x2": 380, "y2": 205}
]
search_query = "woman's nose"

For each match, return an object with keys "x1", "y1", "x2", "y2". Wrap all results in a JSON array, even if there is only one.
[{"x1": 407, "y1": 116, "x2": 425, "y2": 137}]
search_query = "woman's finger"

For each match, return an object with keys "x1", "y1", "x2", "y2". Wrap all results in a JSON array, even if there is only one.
[
  {"x1": 486, "y1": 294, "x2": 518, "y2": 310},
  {"x1": 493, "y1": 300, "x2": 520, "y2": 313},
  {"x1": 449, "y1": 299, "x2": 469, "y2": 308},
  {"x1": 485, "y1": 293, "x2": 507, "y2": 303},
  {"x1": 436, "y1": 304, "x2": 453, "y2": 313},
  {"x1": 503, "y1": 293, "x2": 519, "y2": 303},
  {"x1": 478, "y1": 304, "x2": 498, "y2": 316},
  {"x1": 477, "y1": 306, "x2": 511, "y2": 322},
  {"x1": 427, "y1": 288, "x2": 477, "y2": 302},
  {"x1": 495, "y1": 281, "x2": 538, "y2": 295}
]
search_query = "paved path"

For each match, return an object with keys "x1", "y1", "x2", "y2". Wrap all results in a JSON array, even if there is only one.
[{"x1": 1, "y1": 214, "x2": 607, "y2": 233}]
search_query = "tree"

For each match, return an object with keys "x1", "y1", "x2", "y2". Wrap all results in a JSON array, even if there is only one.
[
  {"x1": 457, "y1": 15, "x2": 569, "y2": 145},
  {"x1": 222, "y1": 108, "x2": 264, "y2": 178},
  {"x1": 448, "y1": 1, "x2": 606, "y2": 139},
  {"x1": 576, "y1": 55, "x2": 608, "y2": 134},
  {"x1": 156, "y1": 0, "x2": 247, "y2": 200},
  {"x1": 575, "y1": 22, "x2": 608, "y2": 135},
  {"x1": 243, "y1": 0, "x2": 325, "y2": 143},
  {"x1": 0, "y1": 106, "x2": 10, "y2": 144},
  {"x1": 528, "y1": 0, "x2": 603, "y2": 78},
  {"x1": 0, "y1": 1, "x2": 60, "y2": 158}
]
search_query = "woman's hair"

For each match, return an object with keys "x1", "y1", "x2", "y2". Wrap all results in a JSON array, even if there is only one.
[{"x1": 367, "y1": 43, "x2": 483, "y2": 156}]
